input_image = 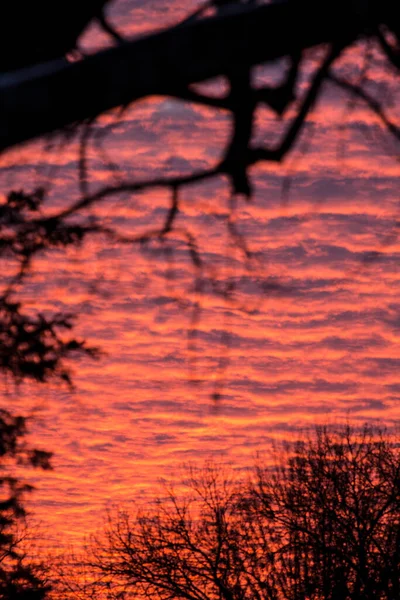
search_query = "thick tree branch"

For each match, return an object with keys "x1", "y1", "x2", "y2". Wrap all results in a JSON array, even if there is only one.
[{"x1": 0, "y1": 0, "x2": 390, "y2": 152}]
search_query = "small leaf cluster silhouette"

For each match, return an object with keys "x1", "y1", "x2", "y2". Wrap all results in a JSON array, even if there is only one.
[{"x1": 0, "y1": 187, "x2": 101, "y2": 386}]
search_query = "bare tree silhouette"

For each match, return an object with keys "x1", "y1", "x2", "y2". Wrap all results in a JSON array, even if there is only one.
[
  {"x1": 253, "y1": 425, "x2": 400, "y2": 600},
  {"x1": 67, "y1": 425, "x2": 400, "y2": 600}
]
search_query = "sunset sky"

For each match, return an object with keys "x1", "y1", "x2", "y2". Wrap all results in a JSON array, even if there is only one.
[{"x1": 1, "y1": 0, "x2": 400, "y2": 550}]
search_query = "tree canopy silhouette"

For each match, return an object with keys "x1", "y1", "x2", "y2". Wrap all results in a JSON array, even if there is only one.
[{"x1": 78, "y1": 425, "x2": 400, "y2": 600}]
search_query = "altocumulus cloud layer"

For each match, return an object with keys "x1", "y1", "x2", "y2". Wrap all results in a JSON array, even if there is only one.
[{"x1": 1, "y1": 0, "x2": 399, "y2": 546}]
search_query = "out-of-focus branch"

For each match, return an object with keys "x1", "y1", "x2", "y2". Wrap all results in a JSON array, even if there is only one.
[
  {"x1": 328, "y1": 72, "x2": 400, "y2": 142},
  {"x1": 0, "y1": 0, "x2": 387, "y2": 152}
]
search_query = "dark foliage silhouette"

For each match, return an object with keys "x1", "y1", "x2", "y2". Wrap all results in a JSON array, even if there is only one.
[
  {"x1": 79, "y1": 425, "x2": 400, "y2": 600},
  {"x1": 0, "y1": 187, "x2": 100, "y2": 387},
  {"x1": 0, "y1": 409, "x2": 53, "y2": 599}
]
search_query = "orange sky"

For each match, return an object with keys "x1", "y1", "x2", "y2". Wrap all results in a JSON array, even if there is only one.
[{"x1": 1, "y1": 0, "x2": 400, "y2": 550}]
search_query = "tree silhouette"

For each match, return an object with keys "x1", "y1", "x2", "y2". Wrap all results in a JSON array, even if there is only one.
[
  {"x1": 253, "y1": 425, "x2": 400, "y2": 599},
  {"x1": 1, "y1": 4, "x2": 398, "y2": 597},
  {"x1": 0, "y1": 409, "x2": 53, "y2": 599},
  {"x1": 2, "y1": 0, "x2": 400, "y2": 156},
  {"x1": 82, "y1": 425, "x2": 400, "y2": 600}
]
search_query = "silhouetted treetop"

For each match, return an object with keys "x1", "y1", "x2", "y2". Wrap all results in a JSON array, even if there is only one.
[{"x1": 79, "y1": 425, "x2": 400, "y2": 600}]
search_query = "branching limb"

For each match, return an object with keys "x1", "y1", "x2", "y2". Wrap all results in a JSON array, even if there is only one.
[
  {"x1": 0, "y1": 0, "x2": 366, "y2": 152},
  {"x1": 251, "y1": 44, "x2": 342, "y2": 163},
  {"x1": 222, "y1": 68, "x2": 255, "y2": 196},
  {"x1": 328, "y1": 72, "x2": 400, "y2": 142},
  {"x1": 160, "y1": 187, "x2": 180, "y2": 236}
]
